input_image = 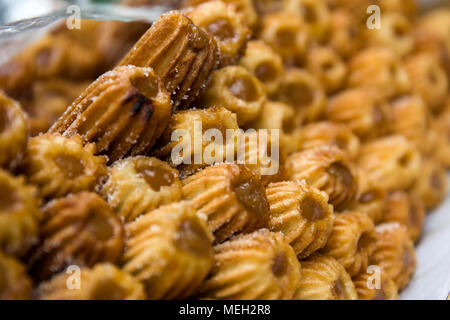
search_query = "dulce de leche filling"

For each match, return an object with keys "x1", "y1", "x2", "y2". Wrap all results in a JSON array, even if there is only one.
[
  {"x1": 86, "y1": 212, "x2": 114, "y2": 241},
  {"x1": 175, "y1": 219, "x2": 212, "y2": 258},
  {"x1": 284, "y1": 82, "x2": 314, "y2": 107},
  {"x1": 135, "y1": 163, "x2": 177, "y2": 192},
  {"x1": 332, "y1": 278, "x2": 346, "y2": 299},
  {"x1": 0, "y1": 104, "x2": 11, "y2": 134},
  {"x1": 275, "y1": 28, "x2": 297, "y2": 47},
  {"x1": 54, "y1": 154, "x2": 85, "y2": 179},
  {"x1": 357, "y1": 232, "x2": 373, "y2": 252},
  {"x1": 255, "y1": 62, "x2": 278, "y2": 83},
  {"x1": 206, "y1": 19, "x2": 236, "y2": 42},
  {"x1": 327, "y1": 162, "x2": 354, "y2": 190},
  {"x1": 300, "y1": 195, "x2": 326, "y2": 221},
  {"x1": 228, "y1": 76, "x2": 259, "y2": 102},
  {"x1": 271, "y1": 252, "x2": 288, "y2": 277}
]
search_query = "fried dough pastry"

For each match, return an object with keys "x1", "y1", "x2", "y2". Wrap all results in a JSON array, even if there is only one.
[
  {"x1": 182, "y1": 164, "x2": 269, "y2": 243},
  {"x1": 357, "y1": 135, "x2": 421, "y2": 191},
  {"x1": 186, "y1": 1, "x2": 251, "y2": 67},
  {"x1": 285, "y1": 145, "x2": 358, "y2": 211},
  {"x1": 266, "y1": 181, "x2": 334, "y2": 258},
  {"x1": 122, "y1": 202, "x2": 214, "y2": 299},
  {"x1": 321, "y1": 211, "x2": 375, "y2": 277},
  {"x1": 0, "y1": 57, "x2": 34, "y2": 100},
  {"x1": 347, "y1": 47, "x2": 410, "y2": 99},
  {"x1": 370, "y1": 223, "x2": 416, "y2": 290},
  {"x1": 277, "y1": 69, "x2": 325, "y2": 123},
  {"x1": 240, "y1": 40, "x2": 285, "y2": 96},
  {"x1": 49, "y1": 66, "x2": 171, "y2": 163},
  {"x1": 101, "y1": 156, "x2": 182, "y2": 223},
  {"x1": 378, "y1": 0, "x2": 418, "y2": 19},
  {"x1": 353, "y1": 269, "x2": 399, "y2": 300},
  {"x1": 325, "y1": 88, "x2": 391, "y2": 141},
  {"x1": 119, "y1": 12, "x2": 219, "y2": 109},
  {"x1": 327, "y1": 9, "x2": 360, "y2": 58},
  {"x1": 25, "y1": 134, "x2": 107, "y2": 199},
  {"x1": 200, "y1": 66, "x2": 267, "y2": 125},
  {"x1": 433, "y1": 106, "x2": 450, "y2": 168},
  {"x1": 0, "y1": 91, "x2": 28, "y2": 170},
  {"x1": 382, "y1": 191, "x2": 425, "y2": 243},
  {"x1": 28, "y1": 192, "x2": 124, "y2": 282},
  {"x1": 300, "y1": 121, "x2": 360, "y2": 159},
  {"x1": 0, "y1": 169, "x2": 41, "y2": 257},
  {"x1": 294, "y1": 255, "x2": 357, "y2": 300},
  {"x1": 36, "y1": 263, "x2": 145, "y2": 300},
  {"x1": 199, "y1": 229, "x2": 301, "y2": 300},
  {"x1": 0, "y1": 252, "x2": 33, "y2": 300}
]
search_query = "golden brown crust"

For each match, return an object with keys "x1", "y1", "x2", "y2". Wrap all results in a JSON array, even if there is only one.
[
  {"x1": 294, "y1": 255, "x2": 357, "y2": 300},
  {"x1": 101, "y1": 156, "x2": 182, "y2": 223},
  {"x1": 432, "y1": 105, "x2": 450, "y2": 168},
  {"x1": 0, "y1": 169, "x2": 41, "y2": 256},
  {"x1": 122, "y1": 202, "x2": 214, "y2": 299},
  {"x1": 28, "y1": 192, "x2": 124, "y2": 282},
  {"x1": 370, "y1": 223, "x2": 416, "y2": 290},
  {"x1": 327, "y1": 9, "x2": 361, "y2": 58},
  {"x1": 199, "y1": 229, "x2": 301, "y2": 299},
  {"x1": 119, "y1": 11, "x2": 219, "y2": 109},
  {"x1": 266, "y1": 181, "x2": 334, "y2": 259},
  {"x1": 182, "y1": 163, "x2": 270, "y2": 243},
  {"x1": 353, "y1": 268, "x2": 399, "y2": 300},
  {"x1": 285, "y1": 145, "x2": 358, "y2": 211},
  {"x1": 0, "y1": 91, "x2": 28, "y2": 170},
  {"x1": 36, "y1": 263, "x2": 146, "y2": 300},
  {"x1": 382, "y1": 191, "x2": 425, "y2": 243},
  {"x1": 0, "y1": 252, "x2": 33, "y2": 300},
  {"x1": 25, "y1": 134, "x2": 107, "y2": 199},
  {"x1": 49, "y1": 66, "x2": 171, "y2": 163},
  {"x1": 321, "y1": 211, "x2": 375, "y2": 277}
]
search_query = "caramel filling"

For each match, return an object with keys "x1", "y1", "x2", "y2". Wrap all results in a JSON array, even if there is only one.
[
  {"x1": 327, "y1": 162, "x2": 354, "y2": 190},
  {"x1": 175, "y1": 219, "x2": 212, "y2": 258},
  {"x1": 135, "y1": 163, "x2": 177, "y2": 191},
  {"x1": 275, "y1": 28, "x2": 297, "y2": 47},
  {"x1": 357, "y1": 232, "x2": 373, "y2": 252},
  {"x1": 255, "y1": 62, "x2": 278, "y2": 83},
  {"x1": 0, "y1": 105, "x2": 11, "y2": 133},
  {"x1": 284, "y1": 82, "x2": 314, "y2": 107},
  {"x1": 334, "y1": 137, "x2": 348, "y2": 150},
  {"x1": 206, "y1": 19, "x2": 236, "y2": 42},
  {"x1": 55, "y1": 154, "x2": 85, "y2": 179},
  {"x1": 86, "y1": 212, "x2": 114, "y2": 241},
  {"x1": 90, "y1": 282, "x2": 126, "y2": 300},
  {"x1": 229, "y1": 77, "x2": 259, "y2": 102},
  {"x1": 431, "y1": 171, "x2": 442, "y2": 190},
  {"x1": 300, "y1": 195, "x2": 326, "y2": 221},
  {"x1": 359, "y1": 190, "x2": 380, "y2": 204},
  {"x1": 398, "y1": 153, "x2": 412, "y2": 167},
  {"x1": 272, "y1": 252, "x2": 288, "y2": 277},
  {"x1": 402, "y1": 247, "x2": 414, "y2": 270},
  {"x1": 303, "y1": 5, "x2": 317, "y2": 23},
  {"x1": 0, "y1": 183, "x2": 19, "y2": 213},
  {"x1": 282, "y1": 117, "x2": 296, "y2": 135},
  {"x1": 332, "y1": 278, "x2": 346, "y2": 299}
]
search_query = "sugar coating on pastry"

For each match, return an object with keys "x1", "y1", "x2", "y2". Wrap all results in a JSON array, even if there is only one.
[
  {"x1": 101, "y1": 156, "x2": 182, "y2": 223},
  {"x1": 199, "y1": 229, "x2": 301, "y2": 299},
  {"x1": 122, "y1": 201, "x2": 214, "y2": 299}
]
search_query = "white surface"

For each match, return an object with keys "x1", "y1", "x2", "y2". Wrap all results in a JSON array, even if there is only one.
[{"x1": 401, "y1": 174, "x2": 450, "y2": 300}]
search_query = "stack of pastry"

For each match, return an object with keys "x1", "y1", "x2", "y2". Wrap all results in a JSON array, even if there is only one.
[{"x1": 0, "y1": 0, "x2": 449, "y2": 300}]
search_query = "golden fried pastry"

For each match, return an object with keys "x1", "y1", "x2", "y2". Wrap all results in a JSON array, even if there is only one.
[
  {"x1": 25, "y1": 134, "x2": 107, "y2": 199},
  {"x1": 357, "y1": 135, "x2": 421, "y2": 191},
  {"x1": 154, "y1": 106, "x2": 239, "y2": 176},
  {"x1": 122, "y1": 202, "x2": 213, "y2": 299},
  {"x1": 259, "y1": 12, "x2": 308, "y2": 66},
  {"x1": 186, "y1": 1, "x2": 250, "y2": 67},
  {"x1": 300, "y1": 121, "x2": 360, "y2": 159},
  {"x1": 306, "y1": 46, "x2": 347, "y2": 93},
  {"x1": 347, "y1": 47, "x2": 410, "y2": 99},
  {"x1": 353, "y1": 268, "x2": 399, "y2": 300},
  {"x1": 0, "y1": 91, "x2": 28, "y2": 170},
  {"x1": 282, "y1": 0, "x2": 330, "y2": 42},
  {"x1": 119, "y1": 12, "x2": 219, "y2": 110},
  {"x1": 363, "y1": 13, "x2": 414, "y2": 56},
  {"x1": 36, "y1": 263, "x2": 145, "y2": 300},
  {"x1": 239, "y1": 40, "x2": 285, "y2": 96},
  {"x1": 378, "y1": 0, "x2": 418, "y2": 19},
  {"x1": 294, "y1": 255, "x2": 357, "y2": 300},
  {"x1": 49, "y1": 66, "x2": 171, "y2": 163},
  {"x1": 327, "y1": 9, "x2": 361, "y2": 59},
  {"x1": 370, "y1": 223, "x2": 416, "y2": 290},
  {"x1": 182, "y1": 163, "x2": 269, "y2": 243},
  {"x1": 0, "y1": 252, "x2": 33, "y2": 300},
  {"x1": 251, "y1": 101, "x2": 302, "y2": 155},
  {"x1": 0, "y1": 169, "x2": 41, "y2": 256},
  {"x1": 433, "y1": 106, "x2": 450, "y2": 168},
  {"x1": 200, "y1": 66, "x2": 266, "y2": 125},
  {"x1": 199, "y1": 229, "x2": 301, "y2": 300},
  {"x1": 321, "y1": 211, "x2": 375, "y2": 277},
  {"x1": 382, "y1": 191, "x2": 425, "y2": 243},
  {"x1": 412, "y1": 157, "x2": 448, "y2": 211},
  {"x1": 285, "y1": 145, "x2": 358, "y2": 211},
  {"x1": 0, "y1": 57, "x2": 34, "y2": 100},
  {"x1": 277, "y1": 69, "x2": 325, "y2": 123},
  {"x1": 390, "y1": 95, "x2": 430, "y2": 151},
  {"x1": 253, "y1": 0, "x2": 283, "y2": 16},
  {"x1": 266, "y1": 181, "x2": 334, "y2": 258},
  {"x1": 101, "y1": 156, "x2": 182, "y2": 223},
  {"x1": 325, "y1": 88, "x2": 390, "y2": 141},
  {"x1": 404, "y1": 53, "x2": 448, "y2": 112},
  {"x1": 28, "y1": 192, "x2": 124, "y2": 282}
]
